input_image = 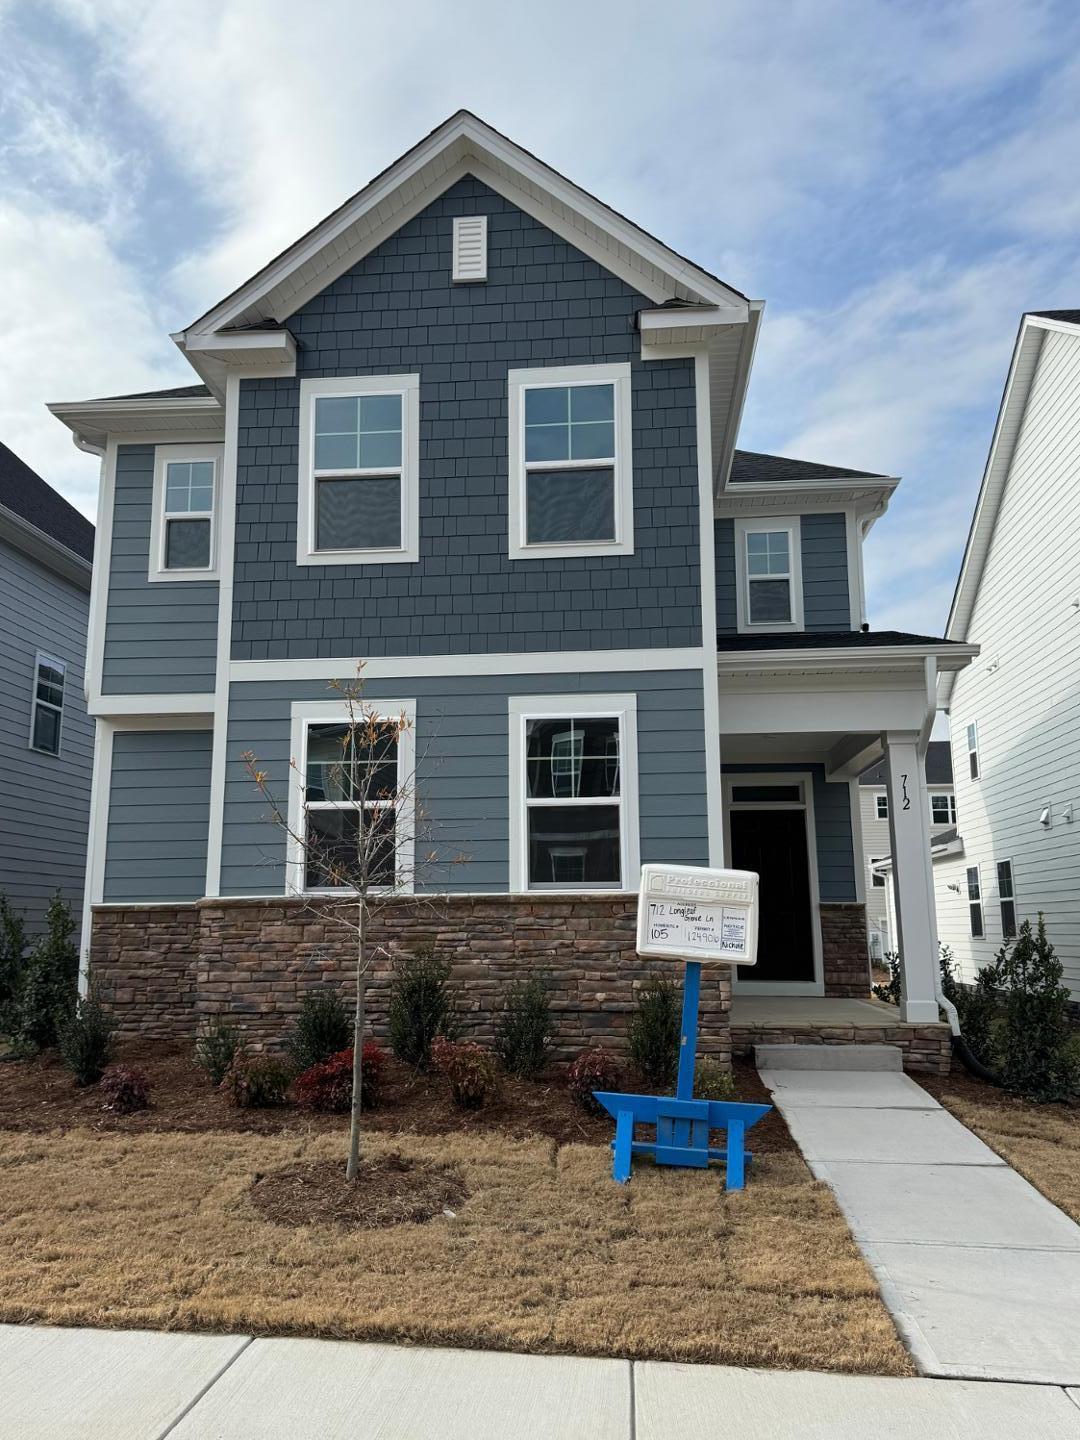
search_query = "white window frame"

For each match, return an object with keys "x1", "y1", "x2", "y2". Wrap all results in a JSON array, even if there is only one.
[
  {"x1": 507, "y1": 362, "x2": 634, "y2": 560},
  {"x1": 734, "y1": 517, "x2": 804, "y2": 633},
  {"x1": 149, "y1": 444, "x2": 224, "y2": 582},
  {"x1": 966, "y1": 864, "x2": 984, "y2": 939},
  {"x1": 930, "y1": 792, "x2": 957, "y2": 826},
  {"x1": 287, "y1": 698, "x2": 416, "y2": 896},
  {"x1": 297, "y1": 374, "x2": 420, "y2": 566},
  {"x1": 966, "y1": 722, "x2": 980, "y2": 781},
  {"x1": 996, "y1": 858, "x2": 1017, "y2": 940},
  {"x1": 28, "y1": 651, "x2": 66, "y2": 756},
  {"x1": 875, "y1": 792, "x2": 889, "y2": 820},
  {"x1": 508, "y1": 693, "x2": 639, "y2": 892}
]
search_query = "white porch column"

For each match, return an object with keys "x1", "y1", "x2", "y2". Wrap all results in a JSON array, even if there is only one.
[{"x1": 881, "y1": 730, "x2": 940, "y2": 1022}]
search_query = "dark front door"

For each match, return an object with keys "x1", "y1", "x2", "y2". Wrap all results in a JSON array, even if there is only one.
[{"x1": 729, "y1": 808, "x2": 816, "y2": 984}]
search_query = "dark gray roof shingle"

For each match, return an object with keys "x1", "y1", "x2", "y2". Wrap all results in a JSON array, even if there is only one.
[
  {"x1": 860, "y1": 740, "x2": 953, "y2": 787},
  {"x1": 717, "y1": 630, "x2": 964, "y2": 651},
  {"x1": 1028, "y1": 310, "x2": 1080, "y2": 325},
  {"x1": 0, "y1": 442, "x2": 94, "y2": 562},
  {"x1": 730, "y1": 449, "x2": 889, "y2": 484},
  {"x1": 96, "y1": 384, "x2": 213, "y2": 401}
]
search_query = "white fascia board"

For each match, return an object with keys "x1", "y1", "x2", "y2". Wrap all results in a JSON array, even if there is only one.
[
  {"x1": 639, "y1": 304, "x2": 749, "y2": 335},
  {"x1": 715, "y1": 477, "x2": 899, "y2": 515},
  {"x1": 88, "y1": 693, "x2": 216, "y2": 718},
  {"x1": 712, "y1": 302, "x2": 763, "y2": 493},
  {"x1": 715, "y1": 642, "x2": 979, "y2": 676},
  {"x1": 0, "y1": 504, "x2": 92, "y2": 591},
  {"x1": 48, "y1": 396, "x2": 225, "y2": 451},
  {"x1": 229, "y1": 645, "x2": 705, "y2": 684},
  {"x1": 181, "y1": 112, "x2": 748, "y2": 338}
]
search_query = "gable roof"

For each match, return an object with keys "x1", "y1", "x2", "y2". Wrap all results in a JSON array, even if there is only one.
[
  {"x1": 941, "y1": 309, "x2": 1080, "y2": 705},
  {"x1": 730, "y1": 450, "x2": 889, "y2": 485},
  {"x1": 859, "y1": 739, "x2": 953, "y2": 787},
  {"x1": 0, "y1": 441, "x2": 94, "y2": 565},
  {"x1": 180, "y1": 111, "x2": 752, "y2": 342}
]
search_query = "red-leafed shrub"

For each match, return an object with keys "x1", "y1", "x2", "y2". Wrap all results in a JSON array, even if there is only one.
[
  {"x1": 566, "y1": 1047, "x2": 622, "y2": 1115},
  {"x1": 294, "y1": 1044, "x2": 386, "y2": 1112},
  {"x1": 220, "y1": 1054, "x2": 292, "y2": 1109},
  {"x1": 100, "y1": 1064, "x2": 151, "y2": 1115},
  {"x1": 431, "y1": 1035, "x2": 498, "y2": 1110}
]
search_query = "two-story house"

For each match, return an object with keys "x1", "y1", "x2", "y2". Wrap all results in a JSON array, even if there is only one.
[
  {"x1": 49, "y1": 113, "x2": 974, "y2": 1069},
  {"x1": 0, "y1": 441, "x2": 95, "y2": 933},
  {"x1": 859, "y1": 741, "x2": 955, "y2": 959},
  {"x1": 936, "y1": 310, "x2": 1080, "y2": 1003}
]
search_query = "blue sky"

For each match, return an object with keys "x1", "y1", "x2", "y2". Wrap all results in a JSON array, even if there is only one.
[{"x1": 2, "y1": 0, "x2": 1079, "y2": 633}]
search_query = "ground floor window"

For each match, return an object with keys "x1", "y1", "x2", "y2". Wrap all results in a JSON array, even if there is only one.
[
  {"x1": 996, "y1": 858, "x2": 1017, "y2": 939},
  {"x1": 966, "y1": 865, "x2": 984, "y2": 938},
  {"x1": 509, "y1": 694, "x2": 639, "y2": 891}
]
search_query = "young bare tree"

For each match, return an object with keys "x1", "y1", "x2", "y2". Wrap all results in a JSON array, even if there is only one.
[{"x1": 244, "y1": 668, "x2": 455, "y2": 1180}]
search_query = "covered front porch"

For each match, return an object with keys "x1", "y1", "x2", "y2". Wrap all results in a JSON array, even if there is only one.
[{"x1": 729, "y1": 994, "x2": 952, "y2": 1073}]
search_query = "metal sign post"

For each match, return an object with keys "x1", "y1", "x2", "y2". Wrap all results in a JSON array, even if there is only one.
[{"x1": 593, "y1": 864, "x2": 771, "y2": 1191}]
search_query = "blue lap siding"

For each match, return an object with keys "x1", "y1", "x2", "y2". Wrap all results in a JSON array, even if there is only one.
[
  {"x1": 230, "y1": 176, "x2": 701, "y2": 661},
  {"x1": 103, "y1": 730, "x2": 213, "y2": 902},
  {"x1": 715, "y1": 514, "x2": 851, "y2": 635}
]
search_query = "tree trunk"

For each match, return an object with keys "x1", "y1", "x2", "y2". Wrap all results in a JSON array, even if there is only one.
[{"x1": 346, "y1": 901, "x2": 367, "y2": 1181}]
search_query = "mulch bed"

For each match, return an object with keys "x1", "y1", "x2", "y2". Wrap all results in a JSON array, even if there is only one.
[
  {"x1": 0, "y1": 1043, "x2": 796, "y2": 1152},
  {"x1": 919, "y1": 1067, "x2": 1079, "y2": 1116},
  {"x1": 249, "y1": 1154, "x2": 469, "y2": 1229}
]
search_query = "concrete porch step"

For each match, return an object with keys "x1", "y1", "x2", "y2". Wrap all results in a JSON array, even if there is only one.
[{"x1": 753, "y1": 1043, "x2": 903, "y2": 1072}]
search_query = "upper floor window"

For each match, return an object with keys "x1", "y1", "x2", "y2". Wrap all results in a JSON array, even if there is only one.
[
  {"x1": 875, "y1": 793, "x2": 889, "y2": 820},
  {"x1": 930, "y1": 792, "x2": 957, "y2": 826},
  {"x1": 297, "y1": 375, "x2": 420, "y2": 566},
  {"x1": 149, "y1": 445, "x2": 223, "y2": 581},
  {"x1": 735, "y1": 518, "x2": 803, "y2": 632},
  {"x1": 507, "y1": 363, "x2": 633, "y2": 560},
  {"x1": 966, "y1": 865, "x2": 984, "y2": 938},
  {"x1": 29, "y1": 653, "x2": 65, "y2": 756},
  {"x1": 996, "y1": 859, "x2": 1017, "y2": 940},
  {"x1": 966, "y1": 723, "x2": 979, "y2": 781},
  {"x1": 508, "y1": 694, "x2": 639, "y2": 891}
]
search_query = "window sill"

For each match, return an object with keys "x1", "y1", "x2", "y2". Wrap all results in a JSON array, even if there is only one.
[
  {"x1": 147, "y1": 566, "x2": 220, "y2": 583},
  {"x1": 508, "y1": 539, "x2": 633, "y2": 562},
  {"x1": 295, "y1": 545, "x2": 419, "y2": 567}
]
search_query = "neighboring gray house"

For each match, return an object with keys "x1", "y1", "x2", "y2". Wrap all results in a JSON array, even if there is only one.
[
  {"x1": 0, "y1": 441, "x2": 94, "y2": 933},
  {"x1": 859, "y1": 741, "x2": 954, "y2": 958},
  {"x1": 49, "y1": 113, "x2": 975, "y2": 1066}
]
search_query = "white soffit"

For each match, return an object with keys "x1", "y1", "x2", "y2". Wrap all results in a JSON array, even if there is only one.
[{"x1": 180, "y1": 111, "x2": 753, "y2": 341}]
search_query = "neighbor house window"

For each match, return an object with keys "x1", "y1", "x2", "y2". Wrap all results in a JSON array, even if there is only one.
[
  {"x1": 287, "y1": 700, "x2": 416, "y2": 894},
  {"x1": 29, "y1": 653, "x2": 65, "y2": 755},
  {"x1": 966, "y1": 723, "x2": 979, "y2": 780},
  {"x1": 996, "y1": 859, "x2": 1017, "y2": 940},
  {"x1": 507, "y1": 363, "x2": 633, "y2": 559},
  {"x1": 509, "y1": 695, "x2": 639, "y2": 890},
  {"x1": 297, "y1": 375, "x2": 420, "y2": 565},
  {"x1": 930, "y1": 793, "x2": 957, "y2": 826},
  {"x1": 149, "y1": 445, "x2": 223, "y2": 581},
  {"x1": 966, "y1": 865, "x2": 984, "y2": 938},
  {"x1": 735, "y1": 518, "x2": 803, "y2": 631},
  {"x1": 871, "y1": 868, "x2": 886, "y2": 888},
  {"x1": 875, "y1": 793, "x2": 889, "y2": 820}
]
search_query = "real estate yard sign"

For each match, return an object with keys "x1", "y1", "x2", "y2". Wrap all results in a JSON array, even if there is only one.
[{"x1": 635, "y1": 864, "x2": 759, "y2": 968}]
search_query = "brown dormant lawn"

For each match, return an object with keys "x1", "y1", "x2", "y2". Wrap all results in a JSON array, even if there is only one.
[{"x1": 0, "y1": 1121, "x2": 913, "y2": 1374}]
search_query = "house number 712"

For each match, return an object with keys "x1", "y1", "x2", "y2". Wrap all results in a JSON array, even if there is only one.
[{"x1": 900, "y1": 773, "x2": 911, "y2": 810}]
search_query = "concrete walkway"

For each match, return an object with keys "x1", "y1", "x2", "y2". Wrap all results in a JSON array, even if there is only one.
[
  {"x1": 758, "y1": 1045, "x2": 1080, "y2": 1385},
  {"x1": 2, "y1": 1325, "x2": 1080, "y2": 1439}
]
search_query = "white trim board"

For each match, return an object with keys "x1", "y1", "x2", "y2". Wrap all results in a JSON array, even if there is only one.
[
  {"x1": 89, "y1": 694, "x2": 215, "y2": 718},
  {"x1": 695, "y1": 351, "x2": 724, "y2": 866},
  {"x1": 229, "y1": 646, "x2": 705, "y2": 683}
]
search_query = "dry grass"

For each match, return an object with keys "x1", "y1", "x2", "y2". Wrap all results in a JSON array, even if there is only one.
[
  {"x1": 0, "y1": 1127, "x2": 912, "y2": 1374},
  {"x1": 933, "y1": 1089, "x2": 1080, "y2": 1224}
]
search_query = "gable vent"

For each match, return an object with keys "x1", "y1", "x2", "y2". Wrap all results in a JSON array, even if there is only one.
[{"x1": 452, "y1": 214, "x2": 488, "y2": 283}]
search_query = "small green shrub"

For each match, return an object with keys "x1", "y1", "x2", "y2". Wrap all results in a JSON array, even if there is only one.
[
  {"x1": 195, "y1": 1018, "x2": 243, "y2": 1086},
  {"x1": 872, "y1": 952, "x2": 901, "y2": 1006},
  {"x1": 0, "y1": 895, "x2": 27, "y2": 1032},
  {"x1": 387, "y1": 948, "x2": 459, "y2": 1069},
  {"x1": 294, "y1": 1043, "x2": 386, "y2": 1112},
  {"x1": 954, "y1": 958, "x2": 1002, "y2": 1068},
  {"x1": 996, "y1": 916, "x2": 1078, "y2": 1102},
  {"x1": 220, "y1": 1054, "x2": 292, "y2": 1108},
  {"x1": 694, "y1": 1056, "x2": 735, "y2": 1100},
  {"x1": 100, "y1": 1064, "x2": 151, "y2": 1115},
  {"x1": 8, "y1": 894, "x2": 78, "y2": 1051},
  {"x1": 627, "y1": 976, "x2": 680, "y2": 1089},
  {"x1": 58, "y1": 988, "x2": 115, "y2": 1086},
  {"x1": 566, "y1": 1047, "x2": 621, "y2": 1115},
  {"x1": 285, "y1": 989, "x2": 352, "y2": 1073},
  {"x1": 431, "y1": 1035, "x2": 498, "y2": 1109},
  {"x1": 495, "y1": 976, "x2": 552, "y2": 1079}
]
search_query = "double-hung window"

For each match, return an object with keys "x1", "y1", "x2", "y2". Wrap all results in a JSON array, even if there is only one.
[
  {"x1": 966, "y1": 865, "x2": 984, "y2": 939},
  {"x1": 966, "y1": 723, "x2": 979, "y2": 781},
  {"x1": 875, "y1": 793, "x2": 889, "y2": 820},
  {"x1": 149, "y1": 445, "x2": 222, "y2": 580},
  {"x1": 507, "y1": 363, "x2": 633, "y2": 559},
  {"x1": 996, "y1": 859, "x2": 1017, "y2": 940},
  {"x1": 930, "y1": 793, "x2": 957, "y2": 826},
  {"x1": 735, "y1": 518, "x2": 803, "y2": 630},
  {"x1": 297, "y1": 375, "x2": 420, "y2": 565},
  {"x1": 288, "y1": 701, "x2": 416, "y2": 894},
  {"x1": 509, "y1": 695, "x2": 639, "y2": 890},
  {"x1": 29, "y1": 653, "x2": 65, "y2": 755}
]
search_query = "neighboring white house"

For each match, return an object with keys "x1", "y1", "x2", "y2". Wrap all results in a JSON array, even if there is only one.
[
  {"x1": 935, "y1": 309, "x2": 1080, "y2": 1001},
  {"x1": 860, "y1": 740, "x2": 955, "y2": 959}
]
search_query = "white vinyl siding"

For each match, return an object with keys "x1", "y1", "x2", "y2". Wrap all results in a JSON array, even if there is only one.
[
  {"x1": 935, "y1": 327, "x2": 1080, "y2": 997},
  {"x1": 859, "y1": 786, "x2": 893, "y2": 947}
]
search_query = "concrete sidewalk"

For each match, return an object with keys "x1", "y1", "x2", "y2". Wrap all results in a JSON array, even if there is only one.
[
  {"x1": 2, "y1": 1325, "x2": 1080, "y2": 1439},
  {"x1": 758, "y1": 1046, "x2": 1080, "y2": 1385}
]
